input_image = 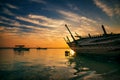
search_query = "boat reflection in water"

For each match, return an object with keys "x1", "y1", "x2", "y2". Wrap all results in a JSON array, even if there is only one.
[
  {"x1": 14, "y1": 49, "x2": 29, "y2": 56},
  {"x1": 65, "y1": 51, "x2": 120, "y2": 80}
]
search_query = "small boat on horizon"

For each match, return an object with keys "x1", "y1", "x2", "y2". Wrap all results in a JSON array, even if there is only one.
[
  {"x1": 13, "y1": 45, "x2": 30, "y2": 51},
  {"x1": 36, "y1": 47, "x2": 47, "y2": 50}
]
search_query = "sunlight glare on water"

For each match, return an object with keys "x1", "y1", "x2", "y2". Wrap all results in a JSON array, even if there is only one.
[{"x1": 70, "y1": 50, "x2": 75, "y2": 56}]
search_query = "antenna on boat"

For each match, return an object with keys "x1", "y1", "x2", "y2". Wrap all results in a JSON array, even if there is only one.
[
  {"x1": 101, "y1": 25, "x2": 107, "y2": 35},
  {"x1": 75, "y1": 32, "x2": 81, "y2": 39},
  {"x1": 63, "y1": 37, "x2": 68, "y2": 43},
  {"x1": 66, "y1": 36, "x2": 70, "y2": 43},
  {"x1": 65, "y1": 24, "x2": 76, "y2": 41},
  {"x1": 88, "y1": 33, "x2": 91, "y2": 38}
]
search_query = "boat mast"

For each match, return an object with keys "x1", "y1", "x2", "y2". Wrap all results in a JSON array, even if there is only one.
[
  {"x1": 102, "y1": 25, "x2": 107, "y2": 35},
  {"x1": 63, "y1": 37, "x2": 68, "y2": 43},
  {"x1": 66, "y1": 36, "x2": 70, "y2": 43},
  {"x1": 75, "y1": 32, "x2": 81, "y2": 39},
  {"x1": 65, "y1": 24, "x2": 76, "y2": 41},
  {"x1": 88, "y1": 33, "x2": 91, "y2": 38},
  {"x1": 65, "y1": 24, "x2": 77, "y2": 44}
]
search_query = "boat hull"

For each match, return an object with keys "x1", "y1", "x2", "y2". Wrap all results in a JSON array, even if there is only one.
[
  {"x1": 69, "y1": 46, "x2": 120, "y2": 60},
  {"x1": 36, "y1": 48, "x2": 47, "y2": 50},
  {"x1": 13, "y1": 48, "x2": 30, "y2": 51}
]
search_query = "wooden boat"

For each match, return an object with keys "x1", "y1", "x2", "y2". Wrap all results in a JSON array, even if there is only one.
[
  {"x1": 64, "y1": 24, "x2": 120, "y2": 60},
  {"x1": 13, "y1": 45, "x2": 30, "y2": 51}
]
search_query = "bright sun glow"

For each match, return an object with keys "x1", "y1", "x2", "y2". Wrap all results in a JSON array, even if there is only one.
[{"x1": 70, "y1": 50, "x2": 75, "y2": 56}]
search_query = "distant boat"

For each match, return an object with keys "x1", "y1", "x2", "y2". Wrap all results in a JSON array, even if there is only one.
[
  {"x1": 64, "y1": 24, "x2": 120, "y2": 60},
  {"x1": 13, "y1": 45, "x2": 30, "y2": 51},
  {"x1": 36, "y1": 47, "x2": 47, "y2": 50}
]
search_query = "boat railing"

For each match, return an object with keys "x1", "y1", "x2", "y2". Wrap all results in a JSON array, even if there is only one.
[{"x1": 76, "y1": 33, "x2": 120, "y2": 40}]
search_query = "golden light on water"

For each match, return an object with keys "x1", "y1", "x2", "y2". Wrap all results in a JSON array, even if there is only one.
[{"x1": 70, "y1": 50, "x2": 75, "y2": 56}]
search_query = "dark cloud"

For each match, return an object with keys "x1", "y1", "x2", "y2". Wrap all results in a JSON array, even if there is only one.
[{"x1": 19, "y1": 26, "x2": 34, "y2": 33}]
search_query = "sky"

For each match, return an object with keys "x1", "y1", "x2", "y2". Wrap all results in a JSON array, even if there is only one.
[{"x1": 0, "y1": 0, "x2": 120, "y2": 48}]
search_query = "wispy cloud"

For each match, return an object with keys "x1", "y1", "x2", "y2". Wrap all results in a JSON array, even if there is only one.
[
  {"x1": 0, "y1": 21, "x2": 44, "y2": 36},
  {"x1": 6, "y1": 3, "x2": 19, "y2": 9},
  {"x1": 67, "y1": 3, "x2": 80, "y2": 11},
  {"x1": 0, "y1": 16, "x2": 16, "y2": 23},
  {"x1": 57, "y1": 10, "x2": 100, "y2": 36},
  {"x1": 30, "y1": 0, "x2": 46, "y2": 4},
  {"x1": 0, "y1": 23, "x2": 20, "y2": 36},
  {"x1": 93, "y1": 0, "x2": 120, "y2": 17},
  {"x1": 2, "y1": 8, "x2": 15, "y2": 16},
  {"x1": 16, "y1": 14, "x2": 68, "y2": 39},
  {"x1": 0, "y1": 20, "x2": 20, "y2": 28},
  {"x1": 16, "y1": 14, "x2": 65, "y2": 28},
  {"x1": 58, "y1": 10, "x2": 96, "y2": 25},
  {"x1": 114, "y1": 5, "x2": 120, "y2": 16},
  {"x1": 29, "y1": 14, "x2": 66, "y2": 27}
]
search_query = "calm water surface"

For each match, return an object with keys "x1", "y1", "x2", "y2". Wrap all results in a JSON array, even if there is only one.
[{"x1": 0, "y1": 49, "x2": 120, "y2": 80}]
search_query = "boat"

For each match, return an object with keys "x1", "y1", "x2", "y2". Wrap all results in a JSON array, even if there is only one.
[
  {"x1": 13, "y1": 45, "x2": 30, "y2": 51},
  {"x1": 64, "y1": 24, "x2": 120, "y2": 60},
  {"x1": 36, "y1": 47, "x2": 47, "y2": 50}
]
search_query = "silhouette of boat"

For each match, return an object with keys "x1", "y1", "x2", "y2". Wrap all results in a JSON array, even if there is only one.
[
  {"x1": 13, "y1": 45, "x2": 30, "y2": 51},
  {"x1": 36, "y1": 47, "x2": 47, "y2": 50},
  {"x1": 64, "y1": 24, "x2": 120, "y2": 60}
]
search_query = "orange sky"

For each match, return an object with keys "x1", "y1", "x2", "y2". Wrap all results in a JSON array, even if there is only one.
[
  {"x1": 0, "y1": 31, "x2": 68, "y2": 48},
  {"x1": 0, "y1": 24, "x2": 120, "y2": 48},
  {"x1": 0, "y1": 0, "x2": 120, "y2": 48}
]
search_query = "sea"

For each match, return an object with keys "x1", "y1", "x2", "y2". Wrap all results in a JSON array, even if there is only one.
[{"x1": 0, "y1": 49, "x2": 120, "y2": 80}]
